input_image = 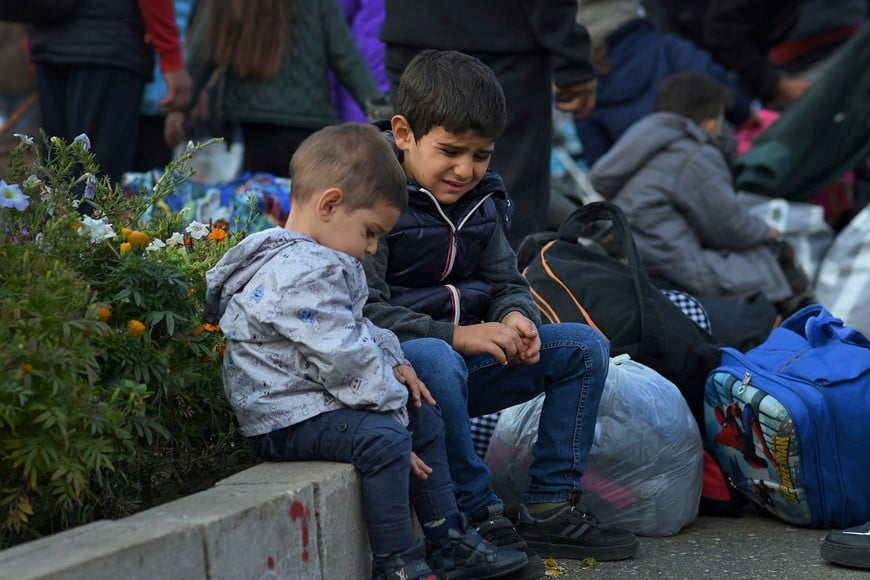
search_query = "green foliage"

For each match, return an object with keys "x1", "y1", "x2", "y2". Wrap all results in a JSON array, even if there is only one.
[{"x1": 0, "y1": 134, "x2": 256, "y2": 548}]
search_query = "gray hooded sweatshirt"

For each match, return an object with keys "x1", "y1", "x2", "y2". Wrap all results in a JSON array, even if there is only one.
[
  {"x1": 204, "y1": 228, "x2": 410, "y2": 436},
  {"x1": 589, "y1": 112, "x2": 791, "y2": 302}
]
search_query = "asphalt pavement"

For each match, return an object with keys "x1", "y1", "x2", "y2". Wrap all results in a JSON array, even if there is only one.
[{"x1": 549, "y1": 508, "x2": 869, "y2": 579}]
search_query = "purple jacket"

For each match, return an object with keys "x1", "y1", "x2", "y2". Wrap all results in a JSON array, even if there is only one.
[{"x1": 331, "y1": 0, "x2": 389, "y2": 122}]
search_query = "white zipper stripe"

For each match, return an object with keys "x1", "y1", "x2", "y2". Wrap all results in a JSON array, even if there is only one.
[{"x1": 445, "y1": 284, "x2": 461, "y2": 325}]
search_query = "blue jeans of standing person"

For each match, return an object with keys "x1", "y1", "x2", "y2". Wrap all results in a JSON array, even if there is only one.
[
  {"x1": 249, "y1": 402, "x2": 456, "y2": 555},
  {"x1": 402, "y1": 323, "x2": 610, "y2": 515}
]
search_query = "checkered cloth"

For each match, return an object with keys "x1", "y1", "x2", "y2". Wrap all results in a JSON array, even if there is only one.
[
  {"x1": 469, "y1": 412, "x2": 502, "y2": 458},
  {"x1": 659, "y1": 289, "x2": 712, "y2": 333}
]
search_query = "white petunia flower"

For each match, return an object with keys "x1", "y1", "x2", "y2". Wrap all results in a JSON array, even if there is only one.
[
  {"x1": 166, "y1": 232, "x2": 186, "y2": 246},
  {"x1": 185, "y1": 220, "x2": 210, "y2": 240},
  {"x1": 73, "y1": 134, "x2": 91, "y2": 150},
  {"x1": 80, "y1": 215, "x2": 116, "y2": 243},
  {"x1": 145, "y1": 238, "x2": 166, "y2": 252}
]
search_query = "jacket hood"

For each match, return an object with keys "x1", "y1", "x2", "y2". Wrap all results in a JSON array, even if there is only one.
[
  {"x1": 203, "y1": 228, "x2": 298, "y2": 325},
  {"x1": 590, "y1": 112, "x2": 713, "y2": 198}
]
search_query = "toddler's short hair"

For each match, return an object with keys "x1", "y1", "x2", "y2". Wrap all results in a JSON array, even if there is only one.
[
  {"x1": 290, "y1": 123, "x2": 407, "y2": 211},
  {"x1": 655, "y1": 71, "x2": 734, "y2": 126},
  {"x1": 397, "y1": 49, "x2": 506, "y2": 141}
]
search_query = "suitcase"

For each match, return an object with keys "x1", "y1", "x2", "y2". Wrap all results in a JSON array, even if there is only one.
[{"x1": 703, "y1": 304, "x2": 870, "y2": 528}]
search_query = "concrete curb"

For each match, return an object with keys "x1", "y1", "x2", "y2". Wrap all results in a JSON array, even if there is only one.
[{"x1": 0, "y1": 462, "x2": 370, "y2": 580}]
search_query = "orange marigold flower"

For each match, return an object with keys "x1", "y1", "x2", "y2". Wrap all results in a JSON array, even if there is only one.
[
  {"x1": 204, "y1": 323, "x2": 221, "y2": 332},
  {"x1": 120, "y1": 242, "x2": 132, "y2": 254},
  {"x1": 121, "y1": 227, "x2": 133, "y2": 239},
  {"x1": 208, "y1": 228, "x2": 228, "y2": 242},
  {"x1": 127, "y1": 319, "x2": 146, "y2": 337},
  {"x1": 127, "y1": 231, "x2": 151, "y2": 246},
  {"x1": 96, "y1": 305, "x2": 112, "y2": 321},
  {"x1": 20, "y1": 362, "x2": 32, "y2": 375},
  {"x1": 215, "y1": 342, "x2": 226, "y2": 357}
]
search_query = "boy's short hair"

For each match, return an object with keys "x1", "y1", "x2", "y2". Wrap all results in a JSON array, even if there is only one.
[
  {"x1": 655, "y1": 71, "x2": 734, "y2": 126},
  {"x1": 397, "y1": 49, "x2": 506, "y2": 140},
  {"x1": 290, "y1": 123, "x2": 408, "y2": 211}
]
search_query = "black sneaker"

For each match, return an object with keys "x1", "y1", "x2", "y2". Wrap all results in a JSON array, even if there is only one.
[
  {"x1": 426, "y1": 516, "x2": 528, "y2": 580},
  {"x1": 515, "y1": 502, "x2": 639, "y2": 561},
  {"x1": 372, "y1": 540, "x2": 438, "y2": 580},
  {"x1": 821, "y1": 521, "x2": 870, "y2": 569},
  {"x1": 471, "y1": 505, "x2": 548, "y2": 580}
]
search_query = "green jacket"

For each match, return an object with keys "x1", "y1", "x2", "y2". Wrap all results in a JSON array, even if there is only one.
[
  {"x1": 736, "y1": 25, "x2": 870, "y2": 201},
  {"x1": 187, "y1": 0, "x2": 380, "y2": 129}
]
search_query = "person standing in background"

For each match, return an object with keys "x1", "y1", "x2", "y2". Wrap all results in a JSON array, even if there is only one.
[
  {"x1": 28, "y1": 0, "x2": 193, "y2": 185},
  {"x1": 131, "y1": 0, "x2": 199, "y2": 172},
  {"x1": 165, "y1": 0, "x2": 385, "y2": 177},
  {"x1": 380, "y1": 0, "x2": 598, "y2": 249},
  {"x1": 332, "y1": 0, "x2": 389, "y2": 124}
]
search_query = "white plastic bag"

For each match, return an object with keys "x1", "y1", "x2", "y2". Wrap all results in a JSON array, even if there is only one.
[
  {"x1": 815, "y1": 204, "x2": 870, "y2": 336},
  {"x1": 738, "y1": 192, "x2": 835, "y2": 283},
  {"x1": 484, "y1": 354, "x2": 703, "y2": 537}
]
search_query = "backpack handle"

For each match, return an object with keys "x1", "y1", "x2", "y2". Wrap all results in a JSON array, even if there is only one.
[
  {"x1": 803, "y1": 308, "x2": 870, "y2": 348},
  {"x1": 556, "y1": 202, "x2": 664, "y2": 350}
]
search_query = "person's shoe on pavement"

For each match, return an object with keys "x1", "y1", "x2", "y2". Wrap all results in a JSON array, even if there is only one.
[
  {"x1": 515, "y1": 500, "x2": 640, "y2": 561},
  {"x1": 426, "y1": 514, "x2": 528, "y2": 579},
  {"x1": 471, "y1": 504, "x2": 548, "y2": 580},
  {"x1": 372, "y1": 539, "x2": 438, "y2": 580},
  {"x1": 821, "y1": 520, "x2": 870, "y2": 569}
]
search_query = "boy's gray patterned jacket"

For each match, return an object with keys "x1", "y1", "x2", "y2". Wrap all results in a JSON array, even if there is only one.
[{"x1": 204, "y1": 228, "x2": 410, "y2": 436}]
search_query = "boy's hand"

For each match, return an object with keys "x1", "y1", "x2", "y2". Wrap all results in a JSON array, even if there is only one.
[
  {"x1": 410, "y1": 451, "x2": 433, "y2": 480},
  {"x1": 501, "y1": 312, "x2": 541, "y2": 364},
  {"x1": 394, "y1": 364, "x2": 435, "y2": 407},
  {"x1": 453, "y1": 323, "x2": 525, "y2": 364}
]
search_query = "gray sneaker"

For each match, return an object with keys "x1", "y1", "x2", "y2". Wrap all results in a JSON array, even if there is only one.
[{"x1": 515, "y1": 502, "x2": 639, "y2": 561}]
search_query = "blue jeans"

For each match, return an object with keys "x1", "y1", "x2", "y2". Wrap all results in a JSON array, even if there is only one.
[
  {"x1": 249, "y1": 403, "x2": 455, "y2": 555},
  {"x1": 402, "y1": 324, "x2": 609, "y2": 515}
]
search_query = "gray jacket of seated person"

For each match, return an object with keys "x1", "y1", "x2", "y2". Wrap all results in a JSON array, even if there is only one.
[{"x1": 589, "y1": 111, "x2": 792, "y2": 302}]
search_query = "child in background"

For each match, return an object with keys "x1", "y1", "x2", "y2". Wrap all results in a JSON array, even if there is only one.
[
  {"x1": 589, "y1": 71, "x2": 812, "y2": 315},
  {"x1": 203, "y1": 123, "x2": 527, "y2": 580}
]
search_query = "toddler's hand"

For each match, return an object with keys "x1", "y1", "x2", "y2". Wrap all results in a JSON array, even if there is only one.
[
  {"x1": 411, "y1": 451, "x2": 433, "y2": 480},
  {"x1": 394, "y1": 364, "x2": 435, "y2": 407}
]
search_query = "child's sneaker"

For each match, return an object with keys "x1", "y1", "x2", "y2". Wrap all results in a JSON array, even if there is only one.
[
  {"x1": 372, "y1": 540, "x2": 438, "y2": 580},
  {"x1": 515, "y1": 501, "x2": 639, "y2": 561},
  {"x1": 471, "y1": 505, "x2": 547, "y2": 580},
  {"x1": 426, "y1": 517, "x2": 528, "y2": 580},
  {"x1": 820, "y1": 520, "x2": 870, "y2": 569}
]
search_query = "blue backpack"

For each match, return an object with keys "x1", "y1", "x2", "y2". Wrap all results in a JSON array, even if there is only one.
[{"x1": 704, "y1": 304, "x2": 870, "y2": 528}]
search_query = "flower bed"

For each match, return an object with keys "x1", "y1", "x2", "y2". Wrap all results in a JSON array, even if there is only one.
[{"x1": 0, "y1": 134, "x2": 258, "y2": 548}]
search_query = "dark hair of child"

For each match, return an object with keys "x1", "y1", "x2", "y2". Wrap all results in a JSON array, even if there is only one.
[
  {"x1": 396, "y1": 49, "x2": 507, "y2": 140},
  {"x1": 655, "y1": 71, "x2": 735, "y2": 126}
]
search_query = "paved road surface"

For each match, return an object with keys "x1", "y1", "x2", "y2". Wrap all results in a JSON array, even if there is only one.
[{"x1": 550, "y1": 510, "x2": 868, "y2": 579}]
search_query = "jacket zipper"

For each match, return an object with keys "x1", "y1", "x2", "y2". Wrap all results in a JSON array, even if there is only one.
[{"x1": 418, "y1": 187, "x2": 494, "y2": 321}]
